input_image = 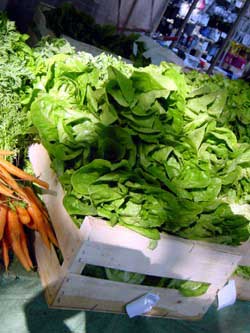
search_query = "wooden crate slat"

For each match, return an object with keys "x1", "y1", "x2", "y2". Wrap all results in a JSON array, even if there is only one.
[
  {"x1": 53, "y1": 273, "x2": 218, "y2": 320},
  {"x1": 30, "y1": 144, "x2": 249, "y2": 318},
  {"x1": 70, "y1": 217, "x2": 241, "y2": 285},
  {"x1": 238, "y1": 241, "x2": 250, "y2": 266},
  {"x1": 29, "y1": 144, "x2": 84, "y2": 268},
  {"x1": 234, "y1": 275, "x2": 250, "y2": 300},
  {"x1": 35, "y1": 232, "x2": 64, "y2": 305}
]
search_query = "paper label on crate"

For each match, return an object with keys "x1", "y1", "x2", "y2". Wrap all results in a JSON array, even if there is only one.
[
  {"x1": 217, "y1": 280, "x2": 237, "y2": 310},
  {"x1": 126, "y1": 293, "x2": 160, "y2": 318}
]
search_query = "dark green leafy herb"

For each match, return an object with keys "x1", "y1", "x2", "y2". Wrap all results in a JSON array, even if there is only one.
[{"x1": 43, "y1": 2, "x2": 150, "y2": 66}]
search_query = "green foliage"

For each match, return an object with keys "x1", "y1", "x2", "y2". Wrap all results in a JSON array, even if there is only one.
[
  {"x1": 0, "y1": 13, "x2": 75, "y2": 164},
  {"x1": 0, "y1": 13, "x2": 34, "y2": 157},
  {"x1": 29, "y1": 52, "x2": 250, "y2": 246},
  {"x1": 44, "y1": 2, "x2": 149, "y2": 66}
]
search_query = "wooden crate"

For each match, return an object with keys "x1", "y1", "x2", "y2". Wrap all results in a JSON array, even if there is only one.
[
  {"x1": 29, "y1": 144, "x2": 249, "y2": 320},
  {"x1": 234, "y1": 241, "x2": 250, "y2": 301}
]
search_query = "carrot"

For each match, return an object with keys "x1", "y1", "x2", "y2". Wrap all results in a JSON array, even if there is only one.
[
  {"x1": 0, "y1": 164, "x2": 29, "y2": 201},
  {"x1": 2, "y1": 238, "x2": 9, "y2": 271},
  {"x1": 24, "y1": 187, "x2": 49, "y2": 219},
  {"x1": 0, "y1": 205, "x2": 8, "y2": 240},
  {"x1": 0, "y1": 158, "x2": 49, "y2": 189},
  {"x1": 6, "y1": 209, "x2": 31, "y2": 271},
  {"x1": 43, "y1": 217, "x2": 58, "y2": 247},
  {"x1": 0, "y1": 150, "x2": 15, "y2": 156},
  {"x1": 26, "y1": 221, "x2": 36, "y2": 230},
  {"x1": 27, "y1": 205, "x2": 50, "y2": 250},
  {"x1": 0, "y1": 182, "x2": 19, "y2": 200},
  {"x1": 20, "y1": 230, "x2": 33, "y2": 269},
  {"x1": 15, "y1": 205, "x2": 30, "y2": 225}
]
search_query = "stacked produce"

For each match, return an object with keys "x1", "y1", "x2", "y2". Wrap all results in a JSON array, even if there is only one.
[
  {"x1": 0, "y1": 13, "x2": 74, "y2": 159},
  {"x1": 0, "y1": 13, "x2": 34, "y2": 156},
  {"x1": 29, "y1": 52, "x2": 250, "y2": 246},
  {"x1": 1, "y1": 12, "x2": 250, "y2": 292}
]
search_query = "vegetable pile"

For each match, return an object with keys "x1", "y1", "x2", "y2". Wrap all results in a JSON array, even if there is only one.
[
  {"x1": 0, "y1": 13, "x2": 72, "y2": 271},
  {"x1": 0, "y1": 151, "x2": 58, "y2": 271},
  {"x1": 0, "y1": 13, "x2": 34, "y2": 155},
  {"x1": 0, "y1": 12, "x2": 74, "y2": 161},
  {"x1": 29, "y1": 52, "x2": 250, "y2": 246},
  {"x1": 2, "y1": 12, "x2": 250, "y2": 296}
]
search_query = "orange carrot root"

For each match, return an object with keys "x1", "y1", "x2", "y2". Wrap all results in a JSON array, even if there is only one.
[
  {"x1": 15, "y1": 205, "x2": 31, "y2": 225},
  {"x1": 20, "y1": 232, "x2": 33, "y2": 269},
  {"x1": 0, "y1": 150, "x2": 15, "y2": 156},
  {"x1": 0, "y1": 164, "x2": 29, "y2": 202},
  {"x1": 2, "y1": 238, "x2": 9, "y2": 271},
  {"x1": 6, "y1": 209, "x2": 31, "y2": 271},
  {"x1": 27, "y1": 205, "x2": 50, "y2": 250},
  {"x1": 43, "y1": 217, "x2": 58, "y2": 247},
  {"x1": 0, "y1": 205, "x2": 8, "y2": 240},
  {"x1": 24, "y1": 187, "x2": 49, "y2": 219},
  {"x1": 0, "y1": 158, "x2": 49, "y2": 189}
]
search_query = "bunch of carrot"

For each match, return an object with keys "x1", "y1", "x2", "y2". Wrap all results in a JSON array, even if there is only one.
[{"x1": 0, "y1": 150, "x2": 58, "y2": 271}]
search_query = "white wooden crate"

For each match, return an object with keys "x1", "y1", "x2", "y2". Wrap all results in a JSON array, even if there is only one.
[{"x1": 29, "y1": 144, "x2": 249, "y2": 320}]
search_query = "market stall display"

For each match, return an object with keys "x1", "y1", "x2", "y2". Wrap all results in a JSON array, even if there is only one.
[
  {"x1": 28, "y1": 143, "x2": 243, "y2": 320},
  {"x1": 1, "y1": 10, "x2": 250, "y2": 319},
  {"x1": 28, "y1": 50, "x2": 250, "y2": 247}
]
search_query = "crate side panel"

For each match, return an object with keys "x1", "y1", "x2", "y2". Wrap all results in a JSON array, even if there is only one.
[
  {"x1": 234, "y1": 275, "x2": 250, "y2": 300},
  {"x1": 238, "y1": 241, "x2": 250, "y2": 266},
  {"x1": 73, "y1": 217, "x2": 241, "y2": 285},
  {"x1": 35, "y1": 232, "x2": 64, "y2": 304},
  {"x1": 53, "y1": 273, "x2": 218, "y2": 319},
  {"x1": 29, "y1": 144, "x2": 84, "y2": 268}
]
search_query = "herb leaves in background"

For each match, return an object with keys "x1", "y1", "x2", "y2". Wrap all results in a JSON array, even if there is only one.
[{"x1": 43, "y1": 2, "x2": 150, "y2": 67}]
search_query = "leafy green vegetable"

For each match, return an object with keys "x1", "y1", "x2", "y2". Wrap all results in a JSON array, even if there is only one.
[
  {"x1": 0, "y1": 13, "x2": 34, "y2": 158},
  {"x1": 43, "y1": 2, "x2": 150, "y2": 67},
  {"x1": 29, "y1": 49, "x2": 250, "y2": 246},
  {"x1": 105, "y1": 268, "x2": 145, "y2": 284},
  {"x1": 167, "y1": 280, "x2": 210, "y2": 297},
  {"x1": 235, "y1": 265, "x2": 250, "y2": 280},
  {"x1": 82, "y1": 264, "x2": 209, "y2": 297},
  {"x1": 0, "y1": 13, "x2": 75, "y2": 164}
]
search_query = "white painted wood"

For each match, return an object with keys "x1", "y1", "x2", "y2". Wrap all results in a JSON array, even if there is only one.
[
  {"x1": 53, "y1": 273, "x2": 218, "y2": 320},
  {"x1": 238, "y1": 241, "x2": 250, "y2": 266},
  {"x1": 234, "y1": 275, "x2": 250, "y2": 300},
  {"x1": 34, "y1": 232, "x2": 64, "y2": 305},
  {"x1": 29, "y1": 144, "x2": 84, "y2": 269},
  {"x1": 72, "y1": 217, "x2": 241, "y2": 285}
]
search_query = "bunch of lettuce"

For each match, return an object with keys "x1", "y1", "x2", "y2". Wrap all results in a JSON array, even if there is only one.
[
  {"x1": 185, "y1": 71, "x2": 250, "y2": 144},
  {"x1": 29, "y1": 52, "x2": 250, "y2": 246}
]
